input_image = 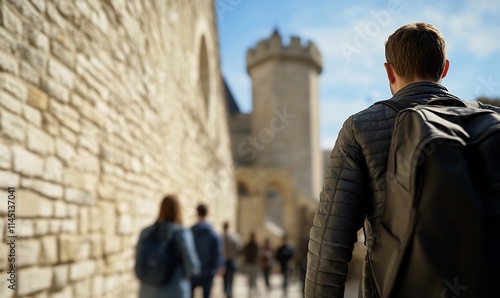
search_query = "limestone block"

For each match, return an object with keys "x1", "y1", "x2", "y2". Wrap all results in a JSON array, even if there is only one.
[
  {"x1": 91, "y1": 275, "x2": 104, "y2": 297},
  {"x1": 29, "y1": 0, "x2": 46, "y2": 13},
  {"x1": 21, "y1": 178, "x2": 63, "y2": 199},
  {"x1": 42, "y1": 113, "x2": 59, "y2": 136},
  {"x1": 117, "y1": 215, "x2": 133, "y2": 235},
  {"x1": 23, "y1": 105, "x2": 42, "y2": 127},
  {"x1": 16, "y1": 189, "x2": 40, "y2": 217},
  {"x1": 53, "y1": 200, "x2": 67, "y2": 218},
  {"x1": 70, "y1": 260, "x2": 96, "y2": 281},
  {"x1": 1, "y1": 110, "x2": 26, "y2": 142},
  {"x1": 89, "y1": 207, "x2": 101, "y2": 232},
  {"x1": 55, "y1": 139, "x2": 75, "y2": 164},
  {"x1": 58, "y1": 234, "x2": 80, "y2": 262},
  {"x1": 49, "y1": 219, "x2": 61, "y2": 234},
  {"x1": 13, "y1": 146, "x2": 44, "y2": 177},
  {"x1": 49, "y1": 99, "x2": 81, "y2": 133},
  {"x1": 0, "y1": 5, "x2": 23, "y2": 37},
  {"x1": 0, "y1": 143, "x2": 11, "y2": 169},
  {"x1": 48, "y1": 59, "x2": 74, "y2": 89},
  {"x1": 1, "y1": 73, "x2": 28, "y2": 103},
  {"x1": 35, "y1": 219, "x2": 49, "y2": 236},
  {"x1": 0, "y1": 51, "x2": 18, "y2": 75},
  {"x1": 39, "y1": 197, "x2": 53, "y2": 217},
  {"x1": 67, "y1": 203, "x2": 78, "y2": 217},
  {"x1": 42, "y1": 156, "x2": 63, "y2": 183},
  {"x1": 0, "y1": 90, "x2": 22, "y2": 114},
  {"x1": 64, "y1": 170, "x2": 97, "y2": 192},
  {"x1": 61, "y1": 126, "x2": 78, "y2": 144},
  {"x1": 79, "y1": 207, "x2": 89, "y2": 234},
  {"x1": 72, "y1": 94, "x2": 102, "y2": 126},
  {"x1": 116, "y1": 202, "x2": 129, "y2": 215},
  {"x1": 28, "y1": 29, "x2": 49, "y2": 52},
  {"x1": 52, "y1": 264, "x2": 69, "y2": 291},
  {"x1": 20, "y1": 45, "x2": 47, "y2": 72},
  {"x1": 17, "y1": 218, "x2": 35, "y2": 237},
  {"x1": 100, "y1": 201, "x2": 116, "y2": 235},
  {"x1": 18, "y1": 0, "x2": 43, "y2": 23},
  {"x1": 40, "y1": 236, "x2": 58, "y2": 265},
  {"x1": 16, "y1": 187, "x2": 53, "y2": 217},
  {"x1": 61, "y1": 219, "x2": 77, "y2": 233},
  {"x1": 17, "y1": 267, "x2": 52, "y2": 296},
  {"x1": 89, "y1": 233, "x2": 103, "y2": 258},
  {"x1": 106, "y1": 252, "x2": 132, "y2": 274},
  {"x1": 65, "y1": 187, "x2": 94, "y2": 205},
  {"x1": 51, "y1": 40, "x2": 74, "y2": 68},
  {"x1": 27, "y1": 86, "x2": 49, "y2": 110},
  {"x1": 17, "y1": 238, "x2": 40, "y2": 268},
  {"x1": 104, "y1": 235, "x2": 121, "y2": 255},
  {"x1": 72, "y1": 278, "x2": 91, "y2": 298},
  {"x1": 44, "y1": 78, "x2": 70, "y2": 103},
  {"x1": 0, "y1": 278, "x2": 14, "y2": 298},
  {"x1": 97, "y1": 180, "x2": 117, "y2": 201},
  {"x1": 78, "y1": 133, "x2": 101, "y2": 155},
  {"x1": 20, "y1": 62, "x2": 40, "y2": 85},
  {"x1": 51, "y1": 287, "x2": 72, "y2": 298},
  {"x1": 0, "y1": 170, "x2": 20, "y2": 188},
  {"x1": 46, "y1": 3, "x2": 65, "y2": 28}
]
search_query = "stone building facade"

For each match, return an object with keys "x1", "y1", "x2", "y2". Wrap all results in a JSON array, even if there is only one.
[
  {"x1": 0, "y1": 0, "x2": 237, "y2": 297},
  {"x1": 228, "y1": 30, "x2": 322, "y2": 264}
]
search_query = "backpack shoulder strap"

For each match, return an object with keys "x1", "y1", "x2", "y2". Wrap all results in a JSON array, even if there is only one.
[{"x1": 374, "y1": 100, "x2": 407, "y2": 112}]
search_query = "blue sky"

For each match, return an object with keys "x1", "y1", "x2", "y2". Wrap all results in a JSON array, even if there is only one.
[{"x1": 216, "y1": 0, "x2": 500, "y2": 149}]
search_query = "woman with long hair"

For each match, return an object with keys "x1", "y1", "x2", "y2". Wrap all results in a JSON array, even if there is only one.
[{"x1": 137, "y1": 195, "x2": 200, "y2": 298}]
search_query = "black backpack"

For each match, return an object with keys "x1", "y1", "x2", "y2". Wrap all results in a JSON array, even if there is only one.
[
  {"x1": 369, "y1": 98, "x2": 500, "y2": 298},
  {"x1": 135, "y1": 222, "x2": 181, "y2": 285}
]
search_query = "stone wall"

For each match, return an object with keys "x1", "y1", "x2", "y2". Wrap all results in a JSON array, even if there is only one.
[{"x1": 0, "y1": 0, "x2": 237, "y2": 297}]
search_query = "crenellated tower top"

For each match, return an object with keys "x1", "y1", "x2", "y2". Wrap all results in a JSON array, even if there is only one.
[{"x1": 246, "y1": 30, "x2": 322, "y2": 73}]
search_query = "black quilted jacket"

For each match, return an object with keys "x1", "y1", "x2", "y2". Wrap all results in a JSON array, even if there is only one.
[{"x1": 305, "y1": 82, "x2": 500, "y2": 298}]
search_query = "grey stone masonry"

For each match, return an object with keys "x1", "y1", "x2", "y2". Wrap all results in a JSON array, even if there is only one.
[{"x1": 0, "y1": 0, "x2": 237, "y2": 297}]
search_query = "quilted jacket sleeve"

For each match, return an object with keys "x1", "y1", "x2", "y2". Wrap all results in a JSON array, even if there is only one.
[{"x1": 305, "y1": 116, "x2": 369, "y2": 298}]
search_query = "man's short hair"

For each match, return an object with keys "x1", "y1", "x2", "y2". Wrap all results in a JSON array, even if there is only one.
[
  {"x1": 385, "y1": 22, "x2": 446, "y2": 82},
  {"x1": 196, "y1": 204, "x2": 208, "y2": 217}
]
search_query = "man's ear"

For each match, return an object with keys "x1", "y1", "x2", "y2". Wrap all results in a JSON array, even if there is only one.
[
  {"x1": 384, "y1": 62, "x2": 396, "y2": 84},
  {"x1": 441, "y1": 59, "x2": 450, "y2": 79}
]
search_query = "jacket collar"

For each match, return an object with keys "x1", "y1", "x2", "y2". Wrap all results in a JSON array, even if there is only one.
[{"x1": 394, "y1": 81, "x2": 449, "y2": 98}]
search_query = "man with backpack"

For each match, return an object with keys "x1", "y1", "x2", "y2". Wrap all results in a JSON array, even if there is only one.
[
  {"x1": 191, "y1": 204, "x2": 224, "y2": 298},
  {"x1": 305, "y1": 22, "x2": 500, "y2": 298}
]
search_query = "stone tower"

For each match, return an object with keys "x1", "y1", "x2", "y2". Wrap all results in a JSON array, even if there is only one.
[{"x1": 246, "y1": 30, "x2": 323, "y2": 199}]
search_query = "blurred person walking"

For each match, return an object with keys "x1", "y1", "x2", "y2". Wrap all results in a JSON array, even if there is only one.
[
  {"x1": 260, "y1": 238, "x2": 274, "y2": 291},
  {"x1": 242, "y1": 231, "x2": 260, "y2": 297},
  {"x1": 136, "y1": 195, "x2": 200, "y2": 298},
  {"x1": 276, "y1": 234, "x2": 294, "y2": 295},
  {"x1": 191, "y1": 204, "x2": 224, "y2": 298},
  {"x1": 222, "y1": 221, "x2": 241, "y2": 298}
]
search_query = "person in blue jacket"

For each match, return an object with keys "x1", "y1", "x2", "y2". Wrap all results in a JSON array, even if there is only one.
[
  {"x1": 138, "y1": 195, "x2": 200, "y2": 298},
  {"x1": 191, "y1": 204, "x2": 224, "y2": 298}
]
